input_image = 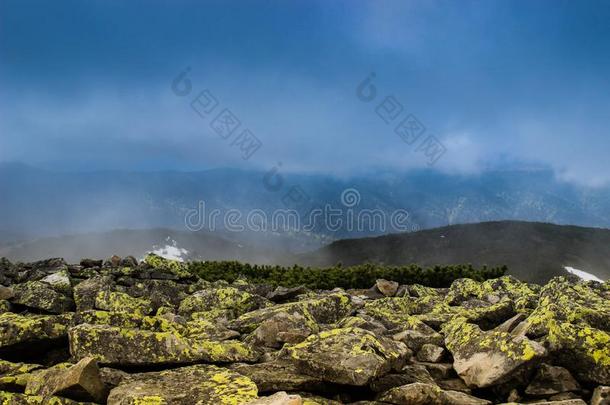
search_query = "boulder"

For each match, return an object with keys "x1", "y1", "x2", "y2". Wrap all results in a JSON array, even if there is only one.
[
  {"x1": 497, "y1": 400, "x2": 586, "y2": 405},
  {"x1": 178, "y1": 287, "x2": 270, "y2": 318},
  {"x1": 336, "y1": 315, "x2": 388, "y2": 336},
  {"x1": 370, "y1": 364, "x2": 436, "y2": 393},
  {"x1": 524, "y1": 364, "x2": 581, "y2": 397},
  {"x1": 0, "y1": 312, "x2": 71, "y2": 349},
  {"x1": 142, "y1": 253, "x2": 192, "y2": 279},
  {"x1": 69, "y1": 324, "x2": 259, "y2": 366},
  {"x1": 230, "y1": 361, "x2": 327, "y2": 393},
  {"x1": 376, "y1": 279, "x2": 399, "y2": 297},
  {"x1": 441, "y1": 390, "x2": 492, "y2": 405},
  {"x1": 378, "y1": 383, "x2": 492, "y2": 405},
  {"x1": 392, "y1": 327, "x2": 445, "y2": 352},
  {"x1": 10, "y1": 281, "x2": 73, "y2": 314},
  {"x1": 40, "y1": 269, "x2": 73, "y2": 294},
  {"x1": 0, "y1": 286, "x2": 14, "y2": 300},
  {"x1": 377, "y1": 383, "x2": 442, "y2": 404},
  {"x1": 80, "y1": 259, "x2": 103, "y2": 268},
  {"x1": 267, "y1": 286, "x2": 308, "y2": 303},
  {"x1": 282, "y1": 327, "x2": 410, "y2": 386},
  {"x1": 24, "y1": 357, "x2": 107, "y2": 403},
  {"x1": 94, "y1": 290, "x2": 154, "y2": 316},
  {"x1": 73, "y1": 276, "x2": 113, "y2": 311},
  {"x1": 416, "y1": 344, "x2": 445, "y2": 363},
  {"x1": 591, "y1": 386, "x2": 610, "y2": 405},
  {"x1": 547, "y1": 321, "x2": 610, "y2": 385},
  {"x1": 442, "y1": 317, "x2": 546, "y2": 388},
  {"x1": 523, "y1": 277, "x2": 610, "y2": 337},
  {"x1": 107, "y1": 364, "x2": 258, "y2": 404},
  {"x1": 247, "y1": 392, "x2": 302, "y2": 405},
  {"x1": 248, "y1": 311, "x2": 317, "y2": 348},
  {"x1": 0, "y1": 391, "x2": 91, "y2": 404},
  {"x1": 229, "y1": 292, "x2": 355, "y2": 333}
]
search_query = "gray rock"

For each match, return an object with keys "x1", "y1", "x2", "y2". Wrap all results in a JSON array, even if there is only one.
[
  {"x1": 376, "y1": 279, "x2": 399, "y2": 297},
  {"x1": 591, "y1": 386, "x2": 610, "y2": 405},
  {"x1": 525, "y1": 364, "x2": 581, "y2": 396},
  {"x1": 282, "y1": 327, "x2": 410, "y2": 386},
  {"x1": 416, "y1": 344, "x2": 445, "y2": 363}
]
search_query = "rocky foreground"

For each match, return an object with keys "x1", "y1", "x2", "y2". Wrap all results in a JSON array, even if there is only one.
[{"x1": 0, "y1": 255, "x2": 608, "y2": 404}]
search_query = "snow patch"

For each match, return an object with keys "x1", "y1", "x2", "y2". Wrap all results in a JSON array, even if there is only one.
[
  {"x1": 564, "y1": 266, "x2": 604, "y2": 282},
  {"x1": 150, "y1": 237, "x2": 189, "y2": 262}
]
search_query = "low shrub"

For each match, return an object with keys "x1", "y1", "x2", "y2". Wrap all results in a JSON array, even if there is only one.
[{"x1": 187, "y1": 261, "x2": 507, "y2": 289}]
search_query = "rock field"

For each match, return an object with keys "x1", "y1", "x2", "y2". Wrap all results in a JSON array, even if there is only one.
[{"x1": 0, "y1": 254, "x2": 608, "y2": 404}]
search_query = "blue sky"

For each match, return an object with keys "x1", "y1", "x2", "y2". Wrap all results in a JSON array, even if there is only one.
[{"x1": 1, "y1": 0, "x2": 610, "y2": 185}]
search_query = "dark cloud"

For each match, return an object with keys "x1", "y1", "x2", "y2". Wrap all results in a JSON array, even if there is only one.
[{"x1": 1, "y1": 0, "x2": 610, "y2": 185}]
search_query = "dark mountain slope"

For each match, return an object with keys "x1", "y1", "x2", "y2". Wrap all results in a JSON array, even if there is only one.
[{"x1": 300, "y1": 221, "x2": 610, "y2": 283}]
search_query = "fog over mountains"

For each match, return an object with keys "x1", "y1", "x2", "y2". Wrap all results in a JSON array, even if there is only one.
[
  {"x1": 2, "y1": 163, "x2": 610, "y2": 283},
  {"x1": 2, "y1": 163, "x2": 610, "y2": 242}
]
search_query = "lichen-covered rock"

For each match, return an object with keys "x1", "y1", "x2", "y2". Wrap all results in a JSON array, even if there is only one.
[
  {"x1": 522, "y1": 277, "x2": 610, "y2": 337},
  {"x1": 442, "y1": 317, "x2": 546, "y2": 388},
  {"x1": 282, "y1": 327, "x2": 410, "y2": 386},
  {"x1": 377, "y1": 383, "x2": 443, "y2": 404},
  {"x1": 127, "y1": 279, "x2": 190, "y2": 310},
  {"x1": 547, "y1": 321, "x2": 610, "y2": 385},
  {"x1": 378, "y1": 382, "x2": 492, "y2": 405},
  {"x1": 230, "y1": 361, "x2": 327, "y2": 393},
  {"x1": 69, "y1": 324, "x2": 259, "y2": 366},
  {"x1": 106, "y1": 365, "x2": 258, "y2": 405},
  {"x1": 0, "y1": 391, "x2": 94, "y2": 404},
  {"x1": 247, "y1": 311, "x2": 317, "y2": 348},
  {"x1": 10, "y1": 281, "x2": 74, "y2": 314},
  {"x1": 0, "y1": 312, "x2": 71, "y2": 349},
  {"x1": 446, "y1": 276, "x2": 539, "y2": 312},
  {"x1": 229, "y1": 292, "x2": 355, "y2": 333},
  {"x1": 94, "y1": 290, "x2": 153, "y2": 316},
  {"x1": 142, "y1": 253, "x2": 192, "y2": 279},
  {"x1": 73, "y1": 276, "x2": 113, "y2": 312},
  {"x1": 40, "y1": 270, "x2": 73, "y2": 295},
  {"x1": 24, "y1": 357, "x2": 107, "y2": 403},
  {"x1": 392, "y1": 326, "x2": 445, "y2": 352},
  {"x1": 178, "y1": 287, "x2": 271, "y2": 318},
  {"x1": 335, "y1": 315, "x2": 388, "y2": 335},
  {"x1": 0, "y1": 360, "x2": 43, "y2": 392}
]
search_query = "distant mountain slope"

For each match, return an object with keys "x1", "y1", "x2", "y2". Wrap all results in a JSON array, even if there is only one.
[
  {"x1": 300, "y1": 221, "x2": 610, "y2": 283},
  {"x1": 0, "y1": 228, "x2": 295, "y2": 264},
  {"x1": 3, "y1": 163, "x2": 610, "y2": 246}
]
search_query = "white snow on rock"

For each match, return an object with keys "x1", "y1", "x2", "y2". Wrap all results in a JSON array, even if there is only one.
[
  {"x1": 564, "y1": 266, "x2": 604, "y2": 282},
  {"x1": 150, "y1": 237, "x2": 189, "y2": 262}
]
